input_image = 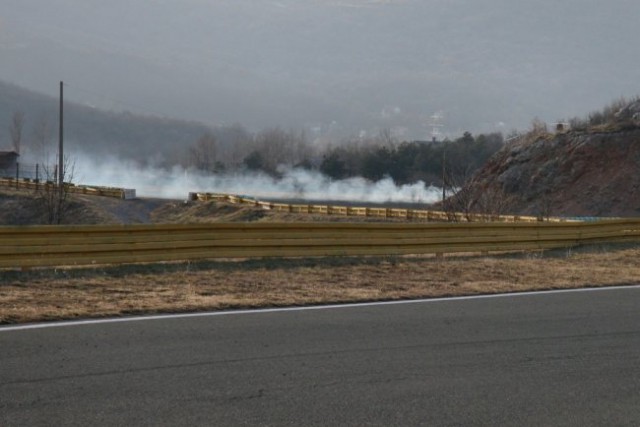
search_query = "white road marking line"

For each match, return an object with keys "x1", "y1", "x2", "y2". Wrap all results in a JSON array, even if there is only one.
[{"x1": 1, "y1": 285, "x2": 639, "y2": 332}]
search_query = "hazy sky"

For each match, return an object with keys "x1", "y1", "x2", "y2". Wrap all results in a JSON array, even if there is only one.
[{"x1": 1, "y1": 0, "x2": 639, "y2": 139}]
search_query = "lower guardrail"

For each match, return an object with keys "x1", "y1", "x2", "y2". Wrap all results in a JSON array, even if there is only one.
[{"x1": 1, "y1": 220, "x2": 639, "y2": 269}]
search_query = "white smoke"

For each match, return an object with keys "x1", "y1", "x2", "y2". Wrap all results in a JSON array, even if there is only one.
[{"x1": 72, "y1": 153, "x2": 442, "y2": 204}]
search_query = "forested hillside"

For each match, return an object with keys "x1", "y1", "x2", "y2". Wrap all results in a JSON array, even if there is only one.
[
  {"x1": 318, "y1": 132, "x2": 503, "y2": 186},
  {"x1": 1, "y1": 80, "x2": 504, "y2": 188}
]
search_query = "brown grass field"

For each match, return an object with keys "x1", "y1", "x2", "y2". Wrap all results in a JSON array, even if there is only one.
[{"x1": 1, "y1": 243, "x2": 639, "y2": 325}]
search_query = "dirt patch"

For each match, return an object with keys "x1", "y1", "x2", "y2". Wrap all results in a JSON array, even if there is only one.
[
  {"x1": 151, "y1": 200, "x2": 268, "y2": 223},
  {"x1": 1, "y1": 243, "x2": 638, "y2": 324},
  {"x1": 76, "y1": 195, "x2": 173, "y2": 224}
]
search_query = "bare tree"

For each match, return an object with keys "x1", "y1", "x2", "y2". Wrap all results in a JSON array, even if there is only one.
[
  {"x1": 223, "y1": 124, "x2": 254, "y2": 167},
  {"x1": 38, "y1": 156, "x2": 75, "y2": 224},
  {"x1": 29, "y1": 114, "x2": 75, "y2": 223},
  {"x1": 252, "y1": 127, "x2": 310, "y2": 174},
  {"x1": 528, "y1": 117, "x2": 549, "y2": 140},
  {"x1": 9, "y1": 111, "x2": 25, "y2": 154},
  {"x1": 441, "y1": 163, "x2": 476, "y2": 222},
  {"x1": 256, "y1": 128, "x2": 289, "y2": 172},
  {"x1": 444, "y1": 182, "x2": 514, "y2": 222},
  {"x1": 442, "y1": 154, "x2": 514, "y2": 222},
  {"x1": 473, "y1": 186, "x2": 514, "y2": 221},
  {"x1": 376, "y1": 128, "x2": 399, "y2": 148},
  {"x1": 189, "y1": 132, "x2": 219, "y2": 172},
  {"x1": 536, "y1": 190, "x2": 553, "y2": 221}
]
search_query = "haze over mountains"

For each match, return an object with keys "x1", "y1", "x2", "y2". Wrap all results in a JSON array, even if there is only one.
[
  {"x1": 2, "y1": 0, "x2": 639, "y2": 140},
  {"x1": 0, "y1": 80, "x2": 212, "y2": 162}
]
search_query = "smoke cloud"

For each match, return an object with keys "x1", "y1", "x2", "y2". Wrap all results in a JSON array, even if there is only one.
[{"x1": 72, "y1": 153, "x2": 441, "y2": 204}]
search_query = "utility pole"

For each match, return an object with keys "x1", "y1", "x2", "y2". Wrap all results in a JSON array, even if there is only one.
[
  {"x1": 441, "y1": 144, "x2": 446, "y2": 204},
  {"x1": 58, "y1": 81, "x2": 64, "y2": 187},
  {"x1": 428, "y1": 111, "x2": 447, "y2": 204}
]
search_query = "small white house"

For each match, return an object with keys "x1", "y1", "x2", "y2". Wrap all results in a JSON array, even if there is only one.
[{"x1": 553, "y1": 122, "x2": 571, "y2": 133}]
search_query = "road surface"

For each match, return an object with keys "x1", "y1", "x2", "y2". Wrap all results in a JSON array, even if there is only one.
[{"x1": 2, "y1": 287, "x2": 640, "y2": 426}]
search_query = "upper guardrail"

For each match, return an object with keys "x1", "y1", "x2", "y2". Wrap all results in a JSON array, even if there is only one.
[
  {"x1": 189, "y1": 192, "x2": 571, "y2": 223},
  {"x1": 0, "y1": 178, "x2": 136, "y2": 199}
]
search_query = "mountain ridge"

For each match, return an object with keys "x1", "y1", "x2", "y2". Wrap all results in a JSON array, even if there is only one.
[{"x1": 0, "y1": 79, "x2": 214, "y2": 164}]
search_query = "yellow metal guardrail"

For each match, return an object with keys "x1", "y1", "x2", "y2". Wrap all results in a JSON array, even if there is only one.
[
  {"x1": 1, "y1": 220, "x2": 639, "y2": 269},
  {"x1": 189, "y1": 192, "x2": 566, "y2": 223},
  {"x1": 0, "y1": 178, "x2": 136, "y2": 199}
]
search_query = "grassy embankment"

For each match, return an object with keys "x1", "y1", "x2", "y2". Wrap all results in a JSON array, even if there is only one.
[{"x1": 1, "y1": 243, "x2": 639, "y2": 324}]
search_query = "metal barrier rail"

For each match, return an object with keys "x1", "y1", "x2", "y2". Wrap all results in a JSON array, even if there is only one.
[
  {"x1": 1, "y1": 220, "x2": 639, "y2": 268},
  {"x1": 189, "y1": 192, "x2": 567, "y2": 223},
  {"x1": 0, "y1": 178, "x2": 136, "y2": 199}
]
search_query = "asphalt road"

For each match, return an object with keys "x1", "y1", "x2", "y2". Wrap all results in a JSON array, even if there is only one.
[{"x1": 2, "y1": 287, "x2": 640, "y2": 426}]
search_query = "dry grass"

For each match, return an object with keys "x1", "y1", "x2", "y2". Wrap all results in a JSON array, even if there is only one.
[{"x1": 1, "y1": 244, "x2": 639, "y2": 324}]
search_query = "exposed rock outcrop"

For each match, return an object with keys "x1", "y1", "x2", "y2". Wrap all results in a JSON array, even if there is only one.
[
  {"x1": 458, "y1": 127, "x2": 640, "y2": 217},
  {"x1": 615, "y1": 99, "x2": 640, "y2": 123}
]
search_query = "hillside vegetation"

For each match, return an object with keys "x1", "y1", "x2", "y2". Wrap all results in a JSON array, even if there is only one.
[{"x1": 451, "y1": 98, "x2": 640, "y2": 217}]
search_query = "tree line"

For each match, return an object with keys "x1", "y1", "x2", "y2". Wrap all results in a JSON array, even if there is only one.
[
  {"x1": 185, "y1": 128, "x2": 504, "y2": 187},
  {"x1": 6, "y1": 104, "x2": 504, "y2": 189}
]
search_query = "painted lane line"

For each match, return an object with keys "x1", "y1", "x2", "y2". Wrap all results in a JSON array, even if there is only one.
[{"x1": 1, "y1": 285, "x2": 639, "y2": 333}]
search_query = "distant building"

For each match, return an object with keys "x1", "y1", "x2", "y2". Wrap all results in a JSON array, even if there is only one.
[
  {"x1": 0, "y1": 151, "x2": 19, "y2": 175},
  {"x1": 554, "y1": 122, "x2": 571, "y2": 133}
]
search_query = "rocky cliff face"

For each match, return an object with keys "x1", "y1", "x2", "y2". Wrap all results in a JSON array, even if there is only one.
[{"x1": 459, "y1": 126, "x2": 640, "y2": 218}]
